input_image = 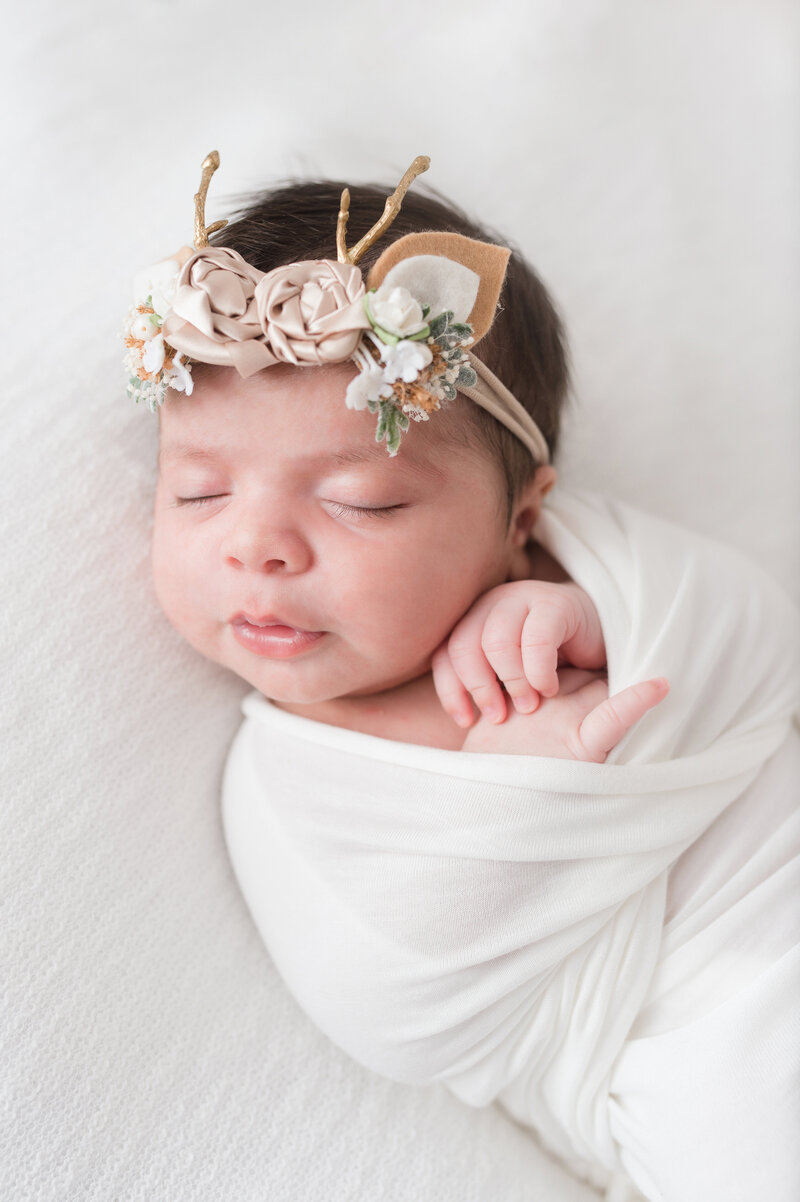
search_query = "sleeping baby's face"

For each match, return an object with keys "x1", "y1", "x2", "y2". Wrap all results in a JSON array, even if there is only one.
[{"x1": 151, "y1": 362, "x2": 542, "y2": 713}]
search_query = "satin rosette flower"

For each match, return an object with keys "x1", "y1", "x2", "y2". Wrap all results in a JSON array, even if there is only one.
[
  {"x1": 254, "y1": 260, "x2": 372, "y2": 366},
  {"x1": 161, "y1": 246, "x2": 277, "y2": 378}
]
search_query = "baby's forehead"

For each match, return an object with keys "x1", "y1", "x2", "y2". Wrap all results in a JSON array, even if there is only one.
[
  {"x1": 156, "y1": 383, "x2": 467, "y2": 481},
  {"x1": 155, "y1": 366, "x2": 494, "y2": 492},
  {"x1": 157, "y1": 408, "x2": 447, "y2": 482}
]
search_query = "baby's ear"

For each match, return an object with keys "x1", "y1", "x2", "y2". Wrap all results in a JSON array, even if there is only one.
[{"x1": 366, "y1": 232, "x2": 511, "y2": 345}]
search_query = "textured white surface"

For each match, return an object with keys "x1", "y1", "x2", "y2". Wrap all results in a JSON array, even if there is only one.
[{"x1": 3, "y1": 1, "x2": 797, "y2": 1199}]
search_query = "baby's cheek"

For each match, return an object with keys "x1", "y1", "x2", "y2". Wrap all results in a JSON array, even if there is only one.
[
  {"x1": 150, "y1": 522, "x2": 175, "y2": 597},
  {"x1": 150, "y1": 527, "x2": 200, "y2": 632}
]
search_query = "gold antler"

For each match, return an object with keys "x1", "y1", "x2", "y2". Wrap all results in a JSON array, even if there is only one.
[
  {"x1": 336, "y1": 155, "x2": 430, "y2": 265},
  {"x1": 193, "y1": 151, "x2": 229, "y2": 248},
  {"x1": 336, "y1": 188, "x2": 351, "y2": 263}
]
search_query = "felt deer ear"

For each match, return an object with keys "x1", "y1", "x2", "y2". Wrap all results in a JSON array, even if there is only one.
[{"x1": 366, "y1": 232, "x2": 511, "y2": 346}]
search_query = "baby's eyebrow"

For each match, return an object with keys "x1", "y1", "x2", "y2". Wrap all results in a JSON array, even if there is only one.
[
  {"x1": 158, "y1": 444, "x2": 219, "y2": 466},
  {"x1": 159, "y1": 442, "x2": 444, "y2": 480},
  {"x1": 310, "y1": 447, "x2": 445, "y2": 480}
]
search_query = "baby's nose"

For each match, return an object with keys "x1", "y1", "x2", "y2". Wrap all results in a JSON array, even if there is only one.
[{"x1": 221, "y1": 515, "x2": 312, "y2": 574}]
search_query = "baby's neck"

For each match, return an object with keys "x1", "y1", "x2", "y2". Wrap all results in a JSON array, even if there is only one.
[{"x1": 270, "y1": 671, "x2": 468, "y2": 750}]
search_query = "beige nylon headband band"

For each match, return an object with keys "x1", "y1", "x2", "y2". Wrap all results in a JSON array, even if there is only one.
[{"x1": 460, "y1": 352, "x2": 551, "y2": 466}]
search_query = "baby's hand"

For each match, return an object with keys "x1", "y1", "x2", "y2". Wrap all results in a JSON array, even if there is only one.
[
  {"x1": 431, "y1": 581, "x2": 606, "y2": 728},
  {"x1": 460, "y1": 668, "x2": 670, "y2": 761}
]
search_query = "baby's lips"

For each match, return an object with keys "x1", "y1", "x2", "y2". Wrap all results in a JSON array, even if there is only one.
[{"x1": 230, "y1": 610, "x2": 323, "y2": 634}]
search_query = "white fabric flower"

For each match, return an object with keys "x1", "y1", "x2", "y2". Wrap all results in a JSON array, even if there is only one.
[
  {"x1": 367, "y1": 285, "x2": 428, "y2": 338},
  {"x1": 345, "y1": 363, "x2": 394, "y2": 410},
  {"x1": 377, "y1": 255, "x2": 480, "y2": 326},
  {"x1": 142, "y1": 332, "x2": 166, "y2": 374},
  {"x1": 168, "y1": 355, "x2": 194, "y2": 395},
  {"x1": 379, "y1": 339, "x2": 433, "y2": 384},
  {"x1": 133, "y1": 258, "x2": 182, "y2": 320}
]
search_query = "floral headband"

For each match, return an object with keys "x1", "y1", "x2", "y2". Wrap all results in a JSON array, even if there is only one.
[{"x1": 123, "y1": 152, "x2": 550, "y2": 464}]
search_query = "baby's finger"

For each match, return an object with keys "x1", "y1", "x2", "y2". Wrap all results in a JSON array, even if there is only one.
[
  {"x1": 479, "y1": 596, "x2": 542, "y2": 714},
  {"x1": 578, "y1": 678, "x2": 670, "y2": 761},
  {"x1": 519, "y1": 598, "x2": 572, "y2": 699},
  {"x1": 430, "y1": 640, "x2": 478, "y2": 728},
  {"x1": 445, "y1": 620, "x2": 511, "y2": 724}
]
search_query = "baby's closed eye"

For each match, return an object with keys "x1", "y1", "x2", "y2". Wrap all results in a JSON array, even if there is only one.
[{"x1": 324, "y1": 501, "x2": 406, "y2": 520}]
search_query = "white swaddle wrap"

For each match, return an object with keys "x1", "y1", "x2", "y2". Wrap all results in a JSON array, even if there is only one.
[{"x1": 222, "y1": 487, "x2": 800, "y2": 1201}]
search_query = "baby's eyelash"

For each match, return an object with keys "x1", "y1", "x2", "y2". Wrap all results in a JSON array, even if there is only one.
[
  {"x1": 327, "y1": 502, "x2": 403, "y2": 520},
  {"x1": 174, "y1": 497, "x2": 403, "y2": 519}
]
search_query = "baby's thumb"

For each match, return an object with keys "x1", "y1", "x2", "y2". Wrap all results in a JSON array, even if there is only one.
[{"x1": 578, "y1": 678, "x2": 669, "y2": 762}]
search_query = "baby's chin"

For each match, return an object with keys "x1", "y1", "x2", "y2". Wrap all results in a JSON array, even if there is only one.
[{"x1": 222, "y1": 644, "x2": 434, "y2": 708}]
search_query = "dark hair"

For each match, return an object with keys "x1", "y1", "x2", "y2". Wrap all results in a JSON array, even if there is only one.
[{"x1": 210, "y1": 175, "x2": 571, "y2": 529}]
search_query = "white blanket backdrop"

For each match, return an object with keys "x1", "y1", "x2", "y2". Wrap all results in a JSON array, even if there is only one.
[{"x1": 4, "y1": 2, "x2": 798, "y2": 1199}]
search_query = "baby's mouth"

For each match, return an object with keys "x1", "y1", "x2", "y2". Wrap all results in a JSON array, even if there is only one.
[
  {"x1": 230, "y1": 613, "x2": 327, "y2": 659},
  {"x1": 231, "y1": 611, "x2": 322, "y2": 634}
]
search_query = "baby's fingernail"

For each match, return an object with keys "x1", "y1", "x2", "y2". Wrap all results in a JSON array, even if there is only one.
[
  {"x1": 453, "y1": 711, "x2": 472, "y2": 728},
  {"x1": 515, "y1": 697, "x2": 536, "y2": 713},
  {"x1": 482, "y1": 705, "x2": 503, "y2": 723}
]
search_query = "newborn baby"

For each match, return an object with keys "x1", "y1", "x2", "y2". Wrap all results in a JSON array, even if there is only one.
[{"x1": 135, "y1": 154, "x2": 800, "y2": 1202}]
